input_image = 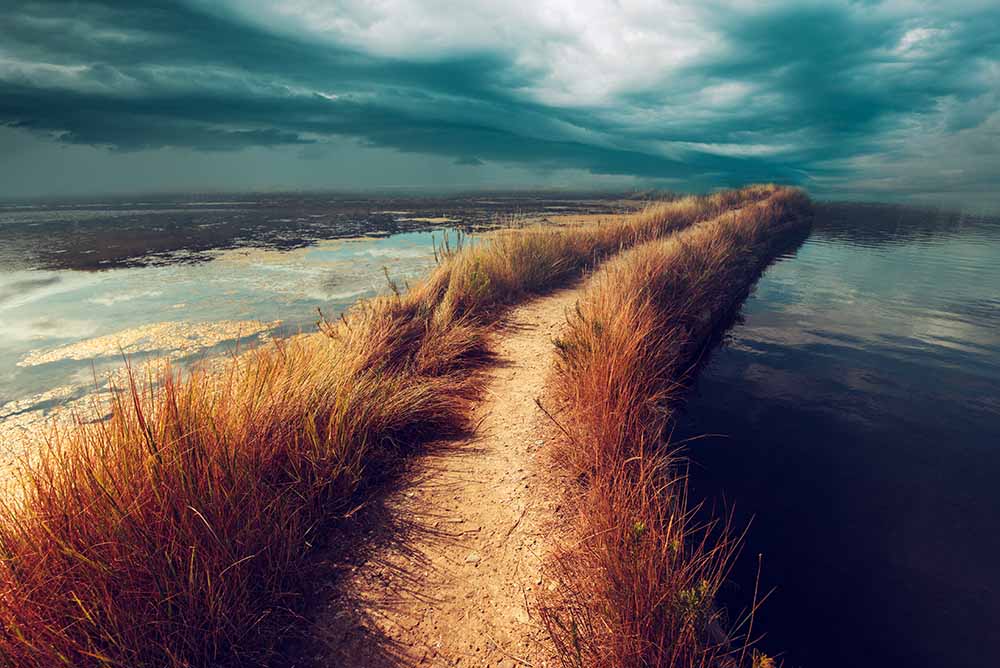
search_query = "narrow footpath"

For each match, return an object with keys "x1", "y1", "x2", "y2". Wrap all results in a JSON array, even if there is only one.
[{"x1": 306, "y1": 287, "x2": 581, "y2": 667}]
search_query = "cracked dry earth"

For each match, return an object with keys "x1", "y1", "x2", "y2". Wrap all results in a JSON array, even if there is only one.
[{"x1": 306, "y1": 287, "x2": 580, "y2": 668}]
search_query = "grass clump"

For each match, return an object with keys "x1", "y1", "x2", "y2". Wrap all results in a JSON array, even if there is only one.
[
  {"x1": 539, "y1": 188, "x2": 813, "y2": 667},
  {"x1": 0, "y1": 187, "x2": 776, "y2": 667}
]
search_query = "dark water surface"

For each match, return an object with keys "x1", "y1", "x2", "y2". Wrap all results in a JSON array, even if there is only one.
[
  {"x1": 676, "y1": 203, "x2": 1000, "y2": 668},
  {"x1": 3, "y1": 194, "x2": 997, "y2": 664},
  {"x1": 0, "y1": 192, "x2": 627, "y2": 271}
]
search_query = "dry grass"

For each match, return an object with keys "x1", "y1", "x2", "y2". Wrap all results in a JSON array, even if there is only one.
[
  {"x1": 0, "y1": 187, "x2": 778, "y2": 667},
  {"x1": 539, "y1": 188, "x2": 813, "y2": 668}
]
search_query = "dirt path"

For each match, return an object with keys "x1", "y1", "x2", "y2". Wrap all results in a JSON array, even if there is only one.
[{"x1": 307, "y1": 287, "x2": 578, "y2": 667}]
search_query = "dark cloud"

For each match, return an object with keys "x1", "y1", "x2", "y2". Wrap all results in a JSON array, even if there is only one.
[
  {"x1": 701, "y1": 5, "x2": 995, "y2": 138},
  {"x1": 0, "y1": 0, "x2": 997, "y2": 199}
]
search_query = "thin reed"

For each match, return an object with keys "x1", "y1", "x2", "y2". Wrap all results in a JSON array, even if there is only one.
[
  {"x1": 539, "y1": 188, "x2": 813, "y2": 667},
  {"x1": 0, "y1": 187, "x2": 777, "y2": 667}
]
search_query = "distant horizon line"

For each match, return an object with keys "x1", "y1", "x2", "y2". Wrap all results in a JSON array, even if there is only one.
[
  {"x1": 1, "y1": 186, "x2": 998, "y2": 216},
  {"x1": 0, "y1": 183, "x2": 703, "y2": 205}
]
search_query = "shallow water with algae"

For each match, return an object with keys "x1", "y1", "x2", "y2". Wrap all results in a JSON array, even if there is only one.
[{"x1": 0, "y1": 192, "x2": 625, "y2": 453}]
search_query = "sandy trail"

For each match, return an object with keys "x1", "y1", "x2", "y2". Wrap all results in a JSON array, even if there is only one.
[{"x1": 306, "y1": 287, "x2": 579, "y2": 667}]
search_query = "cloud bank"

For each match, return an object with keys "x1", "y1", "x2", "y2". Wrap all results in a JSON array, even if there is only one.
[{"x1": 1, "y1": 0, "x2": 997, "y2": 203}]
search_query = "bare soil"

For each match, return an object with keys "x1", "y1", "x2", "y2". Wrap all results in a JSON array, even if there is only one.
[{"x1": 302, "y1": 287, "x2": 580, "y2": 667}]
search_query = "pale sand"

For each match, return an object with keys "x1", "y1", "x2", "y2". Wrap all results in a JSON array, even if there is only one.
[{"x1": 303, "y1": 286, "x2": 580, "y2": 667}]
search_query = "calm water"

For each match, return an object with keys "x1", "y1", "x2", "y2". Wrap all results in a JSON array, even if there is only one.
[
  {"x1": 676, "y1": 203, "x2": 1000, "y2": 668},
  {"x1": 3, "y1": 196, "x2": 998, "y2": 664}
]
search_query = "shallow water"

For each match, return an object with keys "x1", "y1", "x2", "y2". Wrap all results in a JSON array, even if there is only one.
[
  {"x1": 675, "y1": 202, "x2": 1000, "y2": 668},
  {"x1": 4, "y1": 195, "x2": 997, "y2": 664},
  {"x1": 0, "y1": 193, "x2": 625, "y2": 446}
]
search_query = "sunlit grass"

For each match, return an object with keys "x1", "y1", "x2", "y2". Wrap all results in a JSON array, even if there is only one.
[
  {"x1": 539, "y1": 188, "x2": 813, "y2": 668},
  {"x1": 0, "y1": 186, "x2": 779, "y2": 667}
]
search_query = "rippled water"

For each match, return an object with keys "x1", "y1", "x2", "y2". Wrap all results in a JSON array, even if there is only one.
[{"x1": 676, "y1": 203, "x2": 1000, "y2": 668}]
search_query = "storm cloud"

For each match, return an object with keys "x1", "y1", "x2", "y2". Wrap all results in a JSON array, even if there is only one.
[{"x1": 1, "y1": 0, "x2": 997, "y2": 203}]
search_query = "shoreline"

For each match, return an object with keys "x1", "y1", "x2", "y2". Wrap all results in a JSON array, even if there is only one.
[
  {"x1": 0, "y1": 186, "x2": 796, "y2": 667},
  {"x1": 539, "y1": 189, "x2": 813, "y2": 667}
]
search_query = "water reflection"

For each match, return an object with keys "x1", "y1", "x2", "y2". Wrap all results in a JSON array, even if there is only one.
[
  {"x1": 676, "y1": 203, "x2": 1000, "y2": 668},
  {"x1": 813, "y1": 201, "x2": 998, "y2": 247}
]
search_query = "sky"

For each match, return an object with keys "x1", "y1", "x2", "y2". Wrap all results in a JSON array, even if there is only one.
[{"x1": 1, "y1": 0, "x2": 998, "y2": 205}]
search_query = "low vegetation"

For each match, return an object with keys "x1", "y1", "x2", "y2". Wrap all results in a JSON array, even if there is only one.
[
  {"x1": 539, "y1": 188, "x2": 813, "y2": 667},
  {"x1": 0, "y1": 186, "x2": 779, "y2": 667}
]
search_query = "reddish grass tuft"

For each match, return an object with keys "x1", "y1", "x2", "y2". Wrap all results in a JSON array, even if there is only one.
[
  {"x1": 0, "y1": 186, "x2": 778, "y2": 667},
  {"x1": 539, "y1": 188, "x2": 813, "y2": 668}
]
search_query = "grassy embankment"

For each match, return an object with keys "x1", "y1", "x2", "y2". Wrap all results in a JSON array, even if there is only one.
[
  {"x1": 538, "y1": 189, "x2": 813, "y2": 667},
  {"x1": 0, "y1": 186, "x2": 779, "y2": 667}
]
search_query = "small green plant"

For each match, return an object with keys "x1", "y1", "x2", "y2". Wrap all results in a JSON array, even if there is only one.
[
  {"x1": 677, "y1": 579, "x2": 713, "y2": 622},
  {"x1": 631, "y1": 519, "x2": 647, "y2": 542}
]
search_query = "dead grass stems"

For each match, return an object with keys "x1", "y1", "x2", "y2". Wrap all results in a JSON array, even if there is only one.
[
  {"x1": 0, "y1": 186, "x2": 779, "y2": 667},
  {"x1": 539, "y1": 188, "x2": 813, "y2": 668}
]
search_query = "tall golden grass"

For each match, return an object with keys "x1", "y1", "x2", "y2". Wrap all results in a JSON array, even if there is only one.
[
  {"x1": 0, "y1": 186, "x2": 778, "y2": 667},
  {"x1": 539, "y1": 188, "x2": 813, "y2": 668}
]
